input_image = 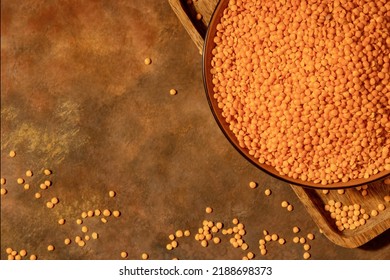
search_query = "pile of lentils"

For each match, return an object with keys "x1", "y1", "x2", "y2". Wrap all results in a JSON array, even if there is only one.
[{"x1": 210, "y1": 0, "x2": 390, "y2": 185}]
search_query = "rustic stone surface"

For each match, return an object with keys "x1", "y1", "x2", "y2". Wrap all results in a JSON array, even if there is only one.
[{"x1": 1, "y1": 0, "x2": 389, "y2": 260}]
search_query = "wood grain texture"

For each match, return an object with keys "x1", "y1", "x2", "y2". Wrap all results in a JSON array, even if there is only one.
[
  {"x1": 169, "y1": 0, "x2": 206, "y2": 54},
  {"x1": 169, "y1": 0, "x2": 390, "y2": 248}
]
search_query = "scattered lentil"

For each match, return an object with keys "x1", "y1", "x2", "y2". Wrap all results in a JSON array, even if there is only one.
[
  {"x1": 175, "y1": 230, "x2": 183, "y2": 238},
  {"x1": 144, "y1": 58, "x2": 152, "y2": 65},
  {"x1": 109, "y1": 191, "x2": 116, "y2": 198},
  {"x1": 43, "y1": 169, "x2": 52, "y2": 175},
  {"x1": 141, "y1": 253, "x2": 149, "y2": 260},
  {"x1": 103, "y1": 209, "x2": 111, "y2": 217},
  {"x1": 113, "y1": 210, "x2": 121, "y2": 217},
  {"x1": 249, "y1": 181, "x2": 257, "y2": 189}
]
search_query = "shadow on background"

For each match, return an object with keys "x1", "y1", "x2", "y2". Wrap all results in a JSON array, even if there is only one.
[{"x1": 360, "y1": 229, "x2": 390, "y2": 251}]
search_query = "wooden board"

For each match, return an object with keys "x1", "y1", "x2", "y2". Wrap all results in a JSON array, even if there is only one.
[
  {"x1": 169, "y1": 0, "x2": 219, "y2": 54},
  {"x1": 291, "y1": 182, "x2": 390, "y2": 248},
  {"x1": 168, "y1": 0, "x2": 390, "y2": 248}
]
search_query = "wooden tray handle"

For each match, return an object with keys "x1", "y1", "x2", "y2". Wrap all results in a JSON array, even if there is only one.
[{"x1": 169, "y1": 0, "x2": 219, "y2": 54}]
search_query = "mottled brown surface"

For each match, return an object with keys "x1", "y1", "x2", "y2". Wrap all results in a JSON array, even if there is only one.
[{"x1": 1, "y1": 0, "x2": 389, "y2": 260}]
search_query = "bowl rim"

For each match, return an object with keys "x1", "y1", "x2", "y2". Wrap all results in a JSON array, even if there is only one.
[{"x1": 201, "y1": 0, "x2": 390, "y2": 189}]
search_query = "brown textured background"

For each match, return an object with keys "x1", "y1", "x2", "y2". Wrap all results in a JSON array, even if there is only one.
[{"x1": 1, "y1": 0, "x2": 389, "y2": 260}]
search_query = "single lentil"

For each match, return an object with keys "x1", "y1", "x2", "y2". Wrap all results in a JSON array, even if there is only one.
[
  {"x1": 303, "y1": 252, "x2": 311, "y2": 260},
  {"x1": 144, "y1": 58, "x2": 152, "y2": 65},
  {"x1": 249, "y1": 181, "x2": 257, "y2": 189},
  {"x1": 113, "y1": 210, "x2": 121, "y2": 217},
  {"x1": 141, "y1": 253, "x2": 149, "y2": 260},
  {"x1": 109, "y1": 191, "x2": 116, "y2": 198},
  {"x1": 43, "y1": 169, "x2": 52, "y2": 175}
]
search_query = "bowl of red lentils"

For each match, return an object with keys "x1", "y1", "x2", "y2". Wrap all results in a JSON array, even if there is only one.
[{"x1": 203, "y1": 0, "x2": 390, "y2": 189}]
